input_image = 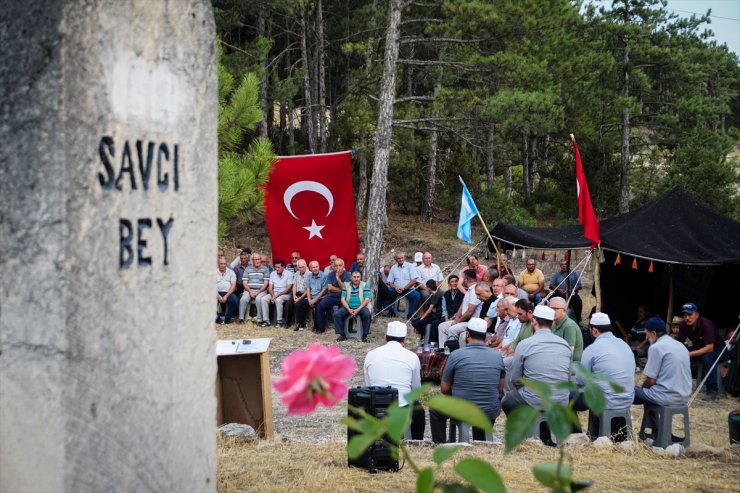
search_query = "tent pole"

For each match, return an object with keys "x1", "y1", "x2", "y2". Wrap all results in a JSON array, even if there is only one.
[
  {"x1": 566, "y1": 249, "x2": 572, "y2": 294},
  {"x1": 497, "y1": 241, "x2": 503, "y2": 277},
  {"x1": 593, "y1": 246, "x2": 602, "y2": 311},
  {"x1": 666, "y1": 264, "x2": 674, "y2": 323},
  {"x1": 475, "y1": 211, "x2": 503, "y2": 266}
]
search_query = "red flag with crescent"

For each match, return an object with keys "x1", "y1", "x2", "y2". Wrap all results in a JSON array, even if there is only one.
[
  {"x1": 263, "y1": 151, "x2": 360, "y2": 269},
  {"x1": 571, "y1": 135, "x2": 600, "y2": 247}
]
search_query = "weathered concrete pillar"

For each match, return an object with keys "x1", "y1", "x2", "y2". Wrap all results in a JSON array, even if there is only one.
[{"x1": 0, "y1": 1, "x2": 217, "y2": 491}]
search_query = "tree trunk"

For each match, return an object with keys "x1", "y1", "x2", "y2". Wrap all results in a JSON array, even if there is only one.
[
  {"x1": 486, "y1": 125, "x2": 495, "y2": 190},
  {"x1": 300, "y1": 2, "x2": 317, "y2": 153},
  {"x1": 316, "y1": 0, "x2": 327, "y2": 152},
  {"x1": 421, "y1": 127, "x2": 437, "y2": 223},
  {"x1": 539, "y1": 134, "x2": 549, "y2": 199},
  {"x1": 504, "y1": 158, "x2": 512, "y2": 199},
  {"x1": 521, "y1": 133, "x2": 530, "y2": 199},
  {"x1": 365, "y1": 0, "x2": 407, "y2": 302},
  {"x1": 619, "y1": 5, "x2": 631, "y2": 214},
  {"x1": 529, "y1": 131, "x2": 538, "y2": 196},
  {"x1": 257, "y1": 1, "x2": 269, "y2": 138}
]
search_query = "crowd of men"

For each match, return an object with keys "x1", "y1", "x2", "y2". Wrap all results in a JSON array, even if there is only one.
[{"x1": 217, "y1": 247, "x2": 728, "y2": 441}]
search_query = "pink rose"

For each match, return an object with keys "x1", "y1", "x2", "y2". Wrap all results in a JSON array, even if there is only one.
[{"x1": 273, "y1": 343, "x2": 356, "y2": 414}]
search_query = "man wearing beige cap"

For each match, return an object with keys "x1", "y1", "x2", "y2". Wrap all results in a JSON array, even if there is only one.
[
  {"x1": 502, "y1": 305, "x2": 572, "y2": 416},
  {"x1": 364, "y1": 321, "x2": 424, "y2": 439},
  {"x1": 548, "y1": 296, "x2": 584, "y2": 362}
]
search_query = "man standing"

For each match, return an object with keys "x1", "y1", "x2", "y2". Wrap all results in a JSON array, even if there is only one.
[
  {"x1": 549, "y1": 297, "x2": 584, "y2": 362},
  {"x1": 573, "y1": 313, "x2": 635, "y2": 415},
  {"x1": 430, "y1": 318, "x2": 506, "y2": 443},
  {"x1": 518, "y1": 258, "x2": 545, "y2": 304},
  {"x1": 241, "y1": 252, "x2": 270, "y2": 324},
  {"x1": 334, "y1": 270, "x2": 372, "y2": 342},
  {"x1": 315, "y1": 258, "x2": 350, "y2": 333},
  {"x1": 502, "y1": 305, "x2": 572, "y2": 414},
  {"x1": 288, "y1": 259, "x2": 310, "y2": 331},
  {"x1": 304, "y1": 261, "x2": 326, "y2": 333},
  {"x1": 285, "y1": 251, "x2": 301, "y2": 273},
  {"x1": 675, "y1": 302, "x2": 723, "y2": 401},
  {"x1": 633, "y1": 316, "x2": 691, "y2": 407},
  {"x1": 416, "y1": 252, "x2": 444, "y2": 303},
  {"x1": 387, "y1": 252, "x2": 421, "y2": 318},
  {"x1": 260, "y1": 260, "x2": 294, "y2": 327},
  {"x1": 364, "y1": 321, "x2": 424, "y2": 439},
  {"x1": 216, "y1": 257, "x2": 238, "y2": 324},
  {"x1": 437, "y1": 269, "x2": 482, "y2": 345}
]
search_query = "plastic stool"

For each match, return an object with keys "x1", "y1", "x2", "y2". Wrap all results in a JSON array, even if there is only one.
[
  {"x1": 449, "y1": 420, "x2": 493, "y2": 443},
  {"x1": 639, "y1": 404, "x2": 690, "y2": 448},
  {"x1": 532, "y1": 411, "x2": 556, "y2": 446},
  {"x1": 422, "y1": 324, "x2": 432, "y2": 345},
  {"x1": 588, "y1": 408, "x2": 634, "y2": 441},
  {"x1": 344, "y1": 317, "x2": 364, "y2": 341}
]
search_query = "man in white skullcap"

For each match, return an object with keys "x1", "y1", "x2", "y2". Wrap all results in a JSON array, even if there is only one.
[
  {"x1": 502, "y1": 305, "x2": 572, "y2": 415},
  {"x1": 363, "y1": 321, "x2": 424, "y2": 439}
]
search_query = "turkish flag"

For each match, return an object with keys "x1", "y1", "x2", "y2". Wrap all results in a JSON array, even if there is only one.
[
  {"x1": 263, "y1": 151, "x2": 360, "y2": 269},
  {"x1": 570, "y1": 135, "x2": 600, "y2": 247}
]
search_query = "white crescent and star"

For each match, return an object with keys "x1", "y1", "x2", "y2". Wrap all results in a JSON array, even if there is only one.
[{"x1": 282, "y1": 180, "x2": 334, "y2": 240}]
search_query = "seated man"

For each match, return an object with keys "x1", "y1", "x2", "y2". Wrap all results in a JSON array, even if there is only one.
[
  {"x1": 518, "y1": 258, "x2": 545, "y2": 304},
  {"x1": 315, "y1": 258, "x2": 350, "y2": 333},
  {"x1": 675, "y1": 302, "x2": 723, "y2": 401},
  {"x1": 416, "y1": 252, "x2": 443, "y2": 303},
  {"x1": 260, "y1": 260, "x2": 294, "y2": 327},
  {"x1": 323, "y1": 254, "x2": 338, "y2": 276},
  {"x1": 628, "y1": 304, "x2": 650, "y2": 370},
  {"x1": 287, "y1": 259, "x2": 310, "y2": 331},
  {"x1": 298, "y1": 261, "x2": 325, "y2": 332},
  {"x1": 334, "y1": 270, "x2": 372, "y2": 342},
  {"x1": 364, "y1": 321, "x2": 424, "y2": 439},
  {"x1": 437, "y1": 269, "x2": 482, "y2": 345},
  {"x1": 387, "y1": 252, "x2": 421, "y2": 318},
  {"x1": 548, "y1": 259, "x2": 583, "y2": 324},
  {"x1": 349, "y1": 253, "x2": 365, "y2": 279},
  {"x1": 411, "y1": 280, "x2": 444, "y2": 337},
  {"x1": 377, "y1": 264, "x2": 394, "y2": 312},
  {"x1": 573, "y1": 313, "x2": 635, "y2": 436},
  {"x1": 497, "y1": 297, "x2": 522, "y2": 351},
  {"x1": 503, "y1": 274, "x2": 529, "y2": 300},
  {"x1": 232, "y1": 249, "x2": 252, "y2": 300},
  {"x1": 502, "y1": 305, "x2": 572, "y2": 415},
  {"x1": 430, "y1": 318, "x2": 506, "y2": 443},
  {"x1": 633, "y1": 316, "x2": 691, "y2": 407},
  {"x1": 285, "y1": 251, "x2": 301, "y2": 273},
  {"x1": 548, "y1": 297, "x2": 584, "y2": 362},
  {"x1": 216, "y1": 257, "x2": 238, "y2": 324},
  {"x1": 239, "y1": 252, "x2": 270, "y2": 323},
  {"x1": 429, "y1": 275, "x2": 463, "y2": 344},
  {"x1": 458, "y1": 255, "x2": 487, "y2": 284}
]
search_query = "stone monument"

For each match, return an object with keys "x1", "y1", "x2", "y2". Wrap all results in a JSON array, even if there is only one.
[{"x1": 0, "y1": 1, "x2": 217, "y2": 491}]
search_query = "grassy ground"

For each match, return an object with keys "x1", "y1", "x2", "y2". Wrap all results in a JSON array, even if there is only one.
[{"x1": 216, "y1": 213, "x2": 739, "y2": 492}]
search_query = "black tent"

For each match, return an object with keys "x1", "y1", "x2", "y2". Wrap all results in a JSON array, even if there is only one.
[{"x1": 489, "y1": 189, "x2": 740, "y2": 327}]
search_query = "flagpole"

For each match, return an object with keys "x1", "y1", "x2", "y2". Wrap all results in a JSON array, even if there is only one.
[{"x1": 458, "y1": 175, "x2": 504, "y2": 267}]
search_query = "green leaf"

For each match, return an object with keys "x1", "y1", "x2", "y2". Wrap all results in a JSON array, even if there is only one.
[
  {"x1": 505, "y1": 406, "x2": 539, "y2": 453},
  {"x1": 570, "y1": 479, "x2": 593, "y2": 492},
  {"x1": 404, "y1": 384, "x2": 433, "y2": 405},
  {"x1": 426, "y1": 395, "x2": 493, "y2": 432},
  {"x1": 347, "y1": 434, "x2": 375, "y2": 459},
  {"x1": 441, "y1": 484, "x2": 477, "y2": 493},
  {"x1": 386, "y1": 402, "x2": 412, "y2": 443},
  {"x1": 571, "y1": 362, "x2": 592, "y2": 384},
  {"x1": 340, "y1": 416, "x2": 363, "y2": 433},
  {"x1": 556, "y1": 381, "x2": 579, "y2": 392},
  {"x1": 545, "y1": 404, "x2": 578, "y2": 443},
  {"x1": 417, "y1": 467, "x2": 435, "y2": 493},
  {"x1": 521, "y1": 379, "x2": 552, "y2": 402},
  {"x1": 583, "y1": 383, "x2": 606, "y2": 416},
  {"x1": 454, "y1": 458, "x2": 506, "y2": 493},
  {"x1": 608, "y1": 381, "x2": 625, "y2": 393},
  {"x1": 533, "y1": 462, "x2": 572, "y2": 489},
  {"x1": 433, "y1": 446, "x2": 459, "y2": 465}
]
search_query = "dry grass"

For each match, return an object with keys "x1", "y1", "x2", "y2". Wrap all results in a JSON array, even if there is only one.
[{"x1": 216, "y1": 320, "x2": 740, "y2": 493}]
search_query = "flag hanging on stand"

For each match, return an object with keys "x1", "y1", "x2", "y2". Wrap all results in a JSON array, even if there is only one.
[
  {"x1": 570, "y1": 134, "x2": 600, "y2": 247},
  {"x1": 457, "y1": 177, "x2": 479, "y2": 244},
  {"x1": 263, "y1": 151, "x2": 360, "y2": 269}
]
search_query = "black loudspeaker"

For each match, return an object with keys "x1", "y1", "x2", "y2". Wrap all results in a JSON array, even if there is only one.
[{"x1": 347, "y1": 386, "x2": 400, "y2": 473}]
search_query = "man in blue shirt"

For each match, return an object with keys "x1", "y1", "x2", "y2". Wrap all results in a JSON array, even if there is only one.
[
  {"x1": 387, "y1": 252, "x2": 421, "y2": 318},
  {"x1": 315, "y1": 258, "x2": 350, "y2": 333},
  {"x1": 304, "y1": 260, "x2": 326, "y2": 333},
  {"x1": 430, "y1": 317, "x2": 506, "y2": 443}
]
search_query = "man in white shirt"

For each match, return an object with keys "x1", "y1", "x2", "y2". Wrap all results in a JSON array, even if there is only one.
[
  {"x1": 416, "y1": 251, "x2": 444, "y2": 303},
  {"x1": 216, "y1": 257, "x2": 238, "y2": 324},
  {"x1": 364, "y1": 321, "x2": 424, "y2": 439},
  {"x1": 260, "y1": 260, "x2": 294, "y2": 328},
  {"x1": 437, "y1": 269, "x2": 482, "y2": 345}
]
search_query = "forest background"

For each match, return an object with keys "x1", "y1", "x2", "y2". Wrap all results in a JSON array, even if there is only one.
[{"x1": 214, "y1": 0, "x2": 740, "y2": 273}]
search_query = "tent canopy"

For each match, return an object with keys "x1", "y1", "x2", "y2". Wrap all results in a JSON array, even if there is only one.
[{"x1": 490, "y1": 188, "x2": 740, "y2": 266}]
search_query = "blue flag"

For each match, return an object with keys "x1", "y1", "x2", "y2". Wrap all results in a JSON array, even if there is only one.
[{"x1": 457, "y1": 177, "x2": 479, "y2": 243}]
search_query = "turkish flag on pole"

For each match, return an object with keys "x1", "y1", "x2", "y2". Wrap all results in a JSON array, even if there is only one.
[
  {"x1": 263, "y1": 151, "x2": 360, "y2": 269},
  {"x1": 570, "y1": 134, "x2": 600, "y2": 247}
]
